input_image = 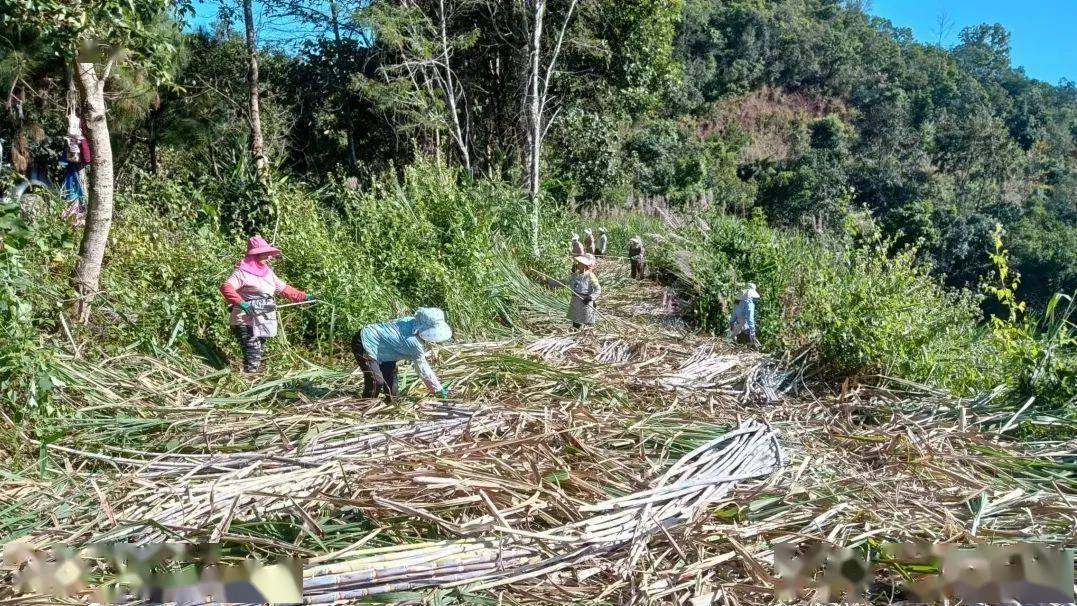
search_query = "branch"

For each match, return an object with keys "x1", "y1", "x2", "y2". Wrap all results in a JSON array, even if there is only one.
[
  {"x1": 538, "y1": 0, "x2": 578, "y2": 115},
  {"x1": 98, "y1": 49, "x2": 122, "y2": 95},
  {"x1": 540, "y1": 104, "x2": 562, "y2": 141}
]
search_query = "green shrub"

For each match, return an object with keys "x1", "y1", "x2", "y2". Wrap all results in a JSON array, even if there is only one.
[
  {"x1": 0, "y1": 204, "x2": 63, "y2": 418},
  {"x1": 790, "y1": 239, "x2": 999, "y2": 389},
  {"x1": 671, "y1": 209, "x2": 1003, "y2": 393},
  {"x1": 983, "y1": 226, "x2": 1076, "y2": 413}
]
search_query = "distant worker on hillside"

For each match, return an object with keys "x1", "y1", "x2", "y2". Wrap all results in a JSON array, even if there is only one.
[
  {"x1": 351, "y1": 308, "x2": 452, "y2": 399},
  {"x1": 596, "y1": 228, "x2": 608, "y2": 255},
  {"x1": 628, "y1": 236, "x2": 646, "y2": 280},
  {"x1": 729, "y1": 283, "x2": 761, "y2": 348},
  {"x1": 567, "y1": 253, "x2": 601, "y2": 329},
  {"x1": 220, "y1": 236, "x2": 314, "y2": 374},
  {"x1": 583, "y1": 228, "x2": 596, "y2": 254},
  {"x1": 570, "y1": 233, "x2": 584, "y2": 256}
]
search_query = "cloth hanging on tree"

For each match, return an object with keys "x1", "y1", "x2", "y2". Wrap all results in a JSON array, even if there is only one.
[
  {"x1": 61, "y1": 160, "x2": 86, "y2": 201},
  {"x1": 79, "y1": 124, "x2": 93, "y2": 164},
  {"x1": 66, "y1": 112, "x2": 81, "y2": 138},
  {"x1": 65, "y1": 136, "x2": 80, "y2": 162}
]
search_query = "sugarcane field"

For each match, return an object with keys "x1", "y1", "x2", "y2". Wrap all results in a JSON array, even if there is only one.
[
  {"x1": 1, "y1": 0, "x2": 1076, "y2": 604},
  {"x1": 1, "y1": 254, "x2": 1074, "y2": 604}
]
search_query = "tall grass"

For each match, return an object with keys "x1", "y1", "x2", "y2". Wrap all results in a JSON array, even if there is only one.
[
  {"x1": 652, "y1": 210, "x2": 1021, "y2": 396},
  {"x1": 0, "y1": 159, "x2": 666, "y2": 420}
]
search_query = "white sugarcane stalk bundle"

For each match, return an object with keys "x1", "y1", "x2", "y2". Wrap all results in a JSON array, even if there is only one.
[
  {"x1": 300, "y1": 420, "x2": 782, "y2": 602},
  {"x1": 86, "y1": 407, "x2": 511, "y2": 543},
  {"x1": 50, "y1": 405, "x2": 498, "y2": 479},
  {"x1": 523, "y1": 333, "x2": 791, "y2": 402}
]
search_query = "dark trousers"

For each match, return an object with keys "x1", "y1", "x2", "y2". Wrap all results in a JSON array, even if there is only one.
[
  {"x1": 630, "y1": 258, "x2": 645, "y2": 279},
  {"x1": 232, "y1": 325, "x2": 267, "y2": 372},
  {"x1": 351, "y1": 331, "x2": 399, "y2": 398},
  {"x1": 735, "y1": 330, "x2": 760, "y2": 348}
]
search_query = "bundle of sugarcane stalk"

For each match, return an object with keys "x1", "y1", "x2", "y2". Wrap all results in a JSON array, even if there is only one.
[
  {"x1": 300, "y1": 420, "x2": 782, "y2": 602},
  {"x1": 45, "y1": 404, "x2": 502, "y2": 480},
  {"x1": 524, "y1": 332, "x2": 794, "y2": 404},
  {"x1": 81, "y1": 406, "x2": 512, "y2": 544}
]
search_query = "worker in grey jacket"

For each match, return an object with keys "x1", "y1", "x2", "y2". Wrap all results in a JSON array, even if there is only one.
[
  {"x1": 628, "y1": 236, "x2": 646, "y2": 280},
  {"x1": 566, "y1": 254, "x2": 601, "y2": 328},
  {"x1": 570, "y1": 233, "x2": 584, "y2": 256}
]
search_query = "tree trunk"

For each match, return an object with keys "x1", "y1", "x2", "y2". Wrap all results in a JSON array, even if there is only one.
[
  {"x1": 526, "y1": 0, "x2": 545, "y2": 257},
  {"x1": 148, "y1": 94, "x2": 160, "y2": 174},
  {"x1": 72, "y1": 61, "x2": 115, "y2": 324},
  {"x1": 329, "y1": 0, "x2": 359, "y2": 172},
  {"x1": 243, "y1": 0, "x2": 270, "y2": 192}
]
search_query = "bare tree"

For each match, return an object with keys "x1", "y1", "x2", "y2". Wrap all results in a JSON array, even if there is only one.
[
  {"x1": 934, "y1": 10, "x2": 955, "y2": 47},
  {"x1": 520, "y1": 0, "x2": 578, "y2": 256},
  {"x1": 72, "y1": 58, "x2": 116, "y2": 322},
  {"x1": 242, "y1": 0, "x2": 270, "y2": 192},
  {"x1": 359, "y1": 0, "x2": 475, "y2": 175}
]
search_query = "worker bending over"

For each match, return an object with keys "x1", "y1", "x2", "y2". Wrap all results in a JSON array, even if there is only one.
[
  {"x1": 220, "y1": 236, "x2": 313, "y2": 373},
  {"x1": 729, "y1": 283, "x2": 761, "y2": 348},
  {"x1": 352, "y1": 308, "x2": 452, "y2": 399}
]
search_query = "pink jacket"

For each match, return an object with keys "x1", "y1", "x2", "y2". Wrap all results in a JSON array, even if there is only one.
[{"x1": 220, "y1": 267, "x2": 306, "y2": 327}]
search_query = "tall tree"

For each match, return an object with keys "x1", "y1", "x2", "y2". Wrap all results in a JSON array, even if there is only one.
[
  {"x1": 520, "y1": 0, "x2": 579, "y2": 255},
  {"x1": 241, "y1": 0, "x2": 271, "y2": 193},
  {"x1": 0, "y1": 0, "x2": 184, "y2": 322},
  {"x1": 265, "y1": 0, "x2": 370, "y2": 171},
  {"x1": 357, "y1": 0, "x2": 477, "y2": 174}
]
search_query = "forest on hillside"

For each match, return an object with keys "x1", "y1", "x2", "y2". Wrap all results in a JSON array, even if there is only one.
[{"x1": 0, "y1": 0, "x2": 1075, "y2": 417}]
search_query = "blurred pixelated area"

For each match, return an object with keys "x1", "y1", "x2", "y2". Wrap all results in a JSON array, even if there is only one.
[
  {"x1": 3, "y1": 542, "x2": 301, "y2": 604},
  {"x1": 775, "y1": 541, "x2": 1074, "y2": 604},
  {"x1": 6, "y1": 540, "x2": 1073, "y2": 604}
]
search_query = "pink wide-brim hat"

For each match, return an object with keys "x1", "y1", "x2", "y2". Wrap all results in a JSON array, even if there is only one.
[{"x1": 246, "y1": 235, "x2": 282, "y2": 257}]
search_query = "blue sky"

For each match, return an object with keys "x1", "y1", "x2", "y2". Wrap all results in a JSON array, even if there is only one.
[{"x1": 870, "y1": 0, "x2": 1076, "y2": 84}]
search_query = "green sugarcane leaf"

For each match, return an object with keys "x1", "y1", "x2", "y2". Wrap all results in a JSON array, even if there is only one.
[{"x1": 544, "y1": 469, "x2": 570, "y2": 484}]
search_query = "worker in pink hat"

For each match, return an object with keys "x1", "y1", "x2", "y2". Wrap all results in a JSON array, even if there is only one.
[{"x1": 219, "y1": 236, "x2": 313, "y2": 373}]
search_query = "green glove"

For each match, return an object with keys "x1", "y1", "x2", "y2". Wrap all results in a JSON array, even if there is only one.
[
  {"x1": 306, "y1": 294, "x2": 315, "y2": 301},
  {"x1": 437, "y1": 386, "x2": 449, "y2": 399},
  {"x1": 238, "y1": 301, "x2": 252, "y2": 313}
]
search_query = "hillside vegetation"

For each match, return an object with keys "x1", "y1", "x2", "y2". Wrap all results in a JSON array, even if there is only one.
[{"x1": 1, "y1": 0, "x2": 1075, "y2": 426}]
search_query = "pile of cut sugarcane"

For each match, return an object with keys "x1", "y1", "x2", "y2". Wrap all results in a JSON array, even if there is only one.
[{"x1": 302, "y1": 420, "x2": 782, "y2": 602}]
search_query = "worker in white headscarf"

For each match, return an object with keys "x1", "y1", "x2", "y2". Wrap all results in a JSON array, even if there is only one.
[
  {"x1": 596, "y1": 228, "x2": 608, "y2": 255},
  {"x1": 570, "y1": 233, "x2": 584, "y2": 256},
  {"x1": 583, "y1": 228, "x2": 596, "y2": 254},
  {"x1": 729, "y1": 283, "x2": 761, "y2": 348},
  {"x1": 567, "y1": 253, "x2": 601, "y2": 328}
]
